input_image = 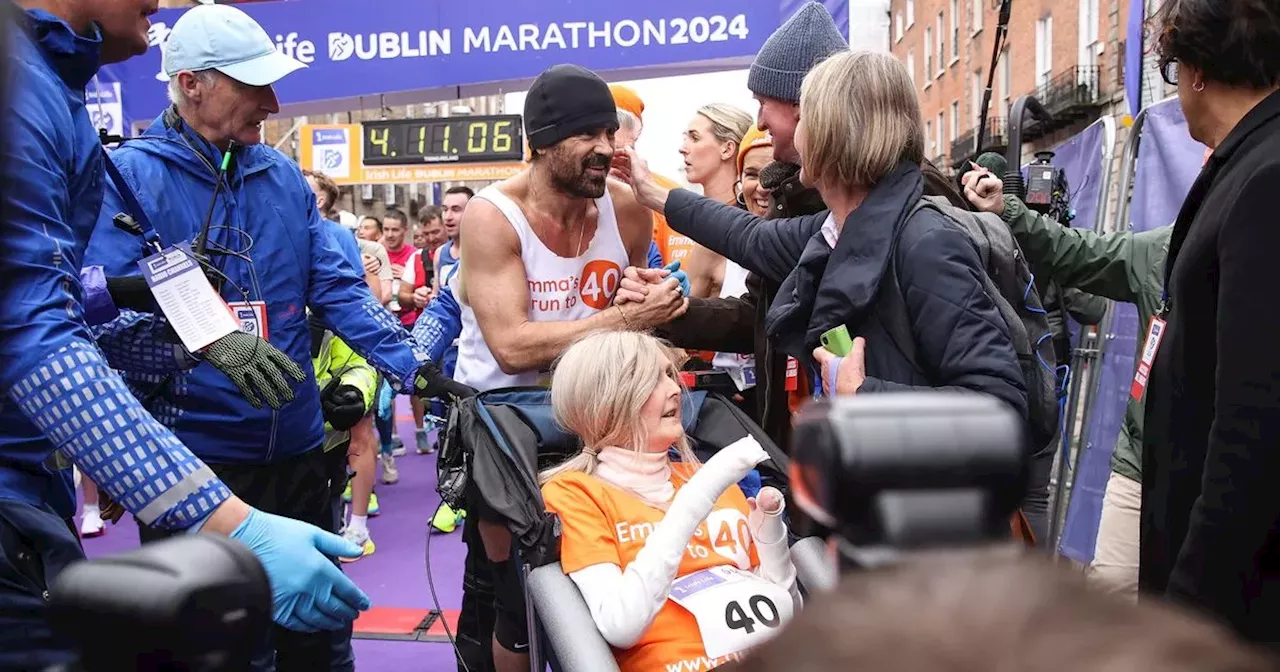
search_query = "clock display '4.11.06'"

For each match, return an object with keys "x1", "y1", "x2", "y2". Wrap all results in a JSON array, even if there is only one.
[{"x1": 362, "y1": 114, "x2": 524, "y2": 166}]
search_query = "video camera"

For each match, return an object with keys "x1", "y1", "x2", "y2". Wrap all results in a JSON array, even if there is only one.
[
  {"x1": 1024, "y1": 151, "x2": 1074, "y2": 223},
  {"x1": 787, "y1": 392, "x2": 1027, "y2": 572},
  {"x1": 45, "y1": 535, "x2": 270, "y2": 672}
]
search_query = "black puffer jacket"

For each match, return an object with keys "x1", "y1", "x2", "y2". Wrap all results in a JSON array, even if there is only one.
[
  {"x1": 661, "y1": 160, "x2": 1028, "y2": 420},
  {"x1": 654, "y1": 163, "x2": 827, "y2": 451}
]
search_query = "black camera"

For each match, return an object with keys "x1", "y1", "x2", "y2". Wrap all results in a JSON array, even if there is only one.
[
  {"x1": 1025, "y1": 151, "x2": 1074, "y2": 223},
  {"x1": 46, "y1": 535, "x2": 270, "y2": 672},
  {"x1": 787, "y1": 393, "x2": 1027, "y2": 570}
]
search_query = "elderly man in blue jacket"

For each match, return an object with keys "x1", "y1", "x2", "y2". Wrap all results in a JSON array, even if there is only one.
[
  {"x1": 0, "y1": 1, "x2": 395, "y2": 670},
  {"x1": 83, "y1": 5, "x2": 466, "y2": 670}
]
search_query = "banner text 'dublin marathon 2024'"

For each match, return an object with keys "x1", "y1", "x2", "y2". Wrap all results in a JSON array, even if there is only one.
[{"x1": 96, "y1": 0, "x2": 850, "y2": 128}]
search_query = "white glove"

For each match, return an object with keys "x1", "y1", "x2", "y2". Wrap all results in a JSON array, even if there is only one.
[{"x1": 682, "y1": 436, "x2": 769, "y2": 507}]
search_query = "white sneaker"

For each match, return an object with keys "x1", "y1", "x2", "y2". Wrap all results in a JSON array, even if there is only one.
[
  {"x1": 380, "y1": 454, "x2": 399, "y2": 485},
  {"x1": 340, "y1": 526, "x2": 375, "y2": 562},
  {"x1": 80, "y1": 509, "x2": 105, "y2": 538},
  {"x1": 391, "y1": 445, "x2": 407, "y2": 457}
]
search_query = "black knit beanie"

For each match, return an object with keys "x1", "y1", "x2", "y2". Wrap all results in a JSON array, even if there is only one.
[{"x1": 524, "y1": 64, "x2": 620, "y2": 150}]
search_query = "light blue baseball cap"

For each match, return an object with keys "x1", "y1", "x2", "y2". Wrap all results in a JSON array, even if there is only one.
[{"x1": 161, "y1": 4, "x2": 305, "y2": 87}]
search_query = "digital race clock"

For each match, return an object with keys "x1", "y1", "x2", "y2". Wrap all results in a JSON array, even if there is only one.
[{"x1": 361, "y1": 114, "x2": 524, "y2": 166}]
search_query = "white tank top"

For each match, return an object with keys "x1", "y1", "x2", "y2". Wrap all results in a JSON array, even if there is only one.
[
  {"x1": 712, "y1": 261, "x2": 757, "y2": 391},
  {"x1": 454, "y1": 185, "x2": 631, "y2": 392}
]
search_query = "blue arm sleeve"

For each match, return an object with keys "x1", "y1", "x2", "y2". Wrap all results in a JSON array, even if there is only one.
[
  {"x1": 11, "y1": 343, "x2": 231, "y2": 529},
  {"x1": 0, "y1": 72, "x2": 229, "y2": 530},
  {"x1": 90, "y1": 309, "x2": 197, "y2": 374},
  {"x1": 301, "y1": 174, "x2": 427, "y2": 389},
  {"x1": 647, "y1": 240, "x2": 664, "y2": 269},
  {"x1": 410, "y1": 285, "x2": 463, "y2": 363}
]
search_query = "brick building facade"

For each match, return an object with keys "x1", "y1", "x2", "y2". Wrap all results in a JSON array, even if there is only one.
[{"x1": 889, "y1": 0, "x2": 1137, "y2": 173}]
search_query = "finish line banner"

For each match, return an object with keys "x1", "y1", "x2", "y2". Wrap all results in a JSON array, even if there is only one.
[{"x1": 101, "y1": 0, "x2": 848, "y2": 127}]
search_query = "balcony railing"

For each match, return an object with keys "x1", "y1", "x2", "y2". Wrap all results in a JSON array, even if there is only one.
[
  {"x1": 1021, "y1": 66, "x2": 1104, "y2": 141},
  {"x1": 950, "y1": 116, "x2": 1008, "y2": 169}
]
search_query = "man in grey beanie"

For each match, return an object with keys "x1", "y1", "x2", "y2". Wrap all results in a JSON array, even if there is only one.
[{"x1": 748, "y1": 1, "x2": 848, "y2": 163}]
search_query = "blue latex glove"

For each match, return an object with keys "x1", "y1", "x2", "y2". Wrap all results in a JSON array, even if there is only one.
[
  {"x1": 230, "y1": 509, "x2": 371, "y2": 632},
  {"x1": 664, "y1": 260, "x2": 691, "y2": 297},
  {"x1": 738, "y1": 469, "x2": 763, "y2": 499},
  {"x1": 377, "y1": 379, "x2": 393, "y2": 420}
]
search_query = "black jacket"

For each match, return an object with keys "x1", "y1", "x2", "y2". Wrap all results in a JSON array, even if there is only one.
[
  {"x1": 654, "y1": 168, "x2": 827, "y2": 451},
  {"x1": 661, "y1": 160, "x2": 1028, "y2": 421},
  {"x1": 1141, "y1": 89, "x2": 1280, "y2": 645}
]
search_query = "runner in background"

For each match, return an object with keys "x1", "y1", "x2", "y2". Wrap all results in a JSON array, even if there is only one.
[
  {"x1": 356, "y1": 215, "x2": 393, "y2": 305},
  {"x1": 677, "y1": 103, "x2": 753, "y2": 299},
  {"x1": 432, "y1": 186, "x2": 474, "y2": 296},
  {"x1": 382, "y1": 208, "x2": 432, "y2": 457},
  {"x1": 401, "y1": 205, "x2": 448, "y2": 452}
]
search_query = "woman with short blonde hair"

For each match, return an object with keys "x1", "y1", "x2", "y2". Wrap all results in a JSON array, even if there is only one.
[
  {"x1": 540, "y1": 331, "x2": 799, "y2": 671},
  {"x1": 797, "y1": 50, "x2": 924, "y2": 189}
]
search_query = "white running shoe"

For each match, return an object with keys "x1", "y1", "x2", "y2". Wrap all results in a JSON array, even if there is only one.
[
  {"x1": 80, "y1": 509, "x2": 105, "y2": 538},
  {"x1": 380, "y1": 454, "x2": 399, "y2": 485},
  {"x1": 340, "y1": 526, "x2": 375, "y2": 562}
]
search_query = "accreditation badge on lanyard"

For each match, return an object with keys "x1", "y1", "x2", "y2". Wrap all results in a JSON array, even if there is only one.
[
  {"x1": 227, "y1": 301, "x2": 269, "y2": 341},
  {"x1": 784, "y1": 357, "x2": 799, "y2": 392},
  {"x1": 668, "y1": 565, "x2": 795, "y2": 659},
  {"x1": 1130, "y1": 316, "x2": 1167, "y2": 402}
]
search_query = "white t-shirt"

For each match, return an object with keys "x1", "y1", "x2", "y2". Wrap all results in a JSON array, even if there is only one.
[
  {"x1": 454, "y1": 186, "x2": 630, "y2": 392},
  {"x1": 712, "y1": 261, "x2": 757, "y2": 391},
  {"x1": 402, "y1": 248, "x2": 424, "y2": 286}
]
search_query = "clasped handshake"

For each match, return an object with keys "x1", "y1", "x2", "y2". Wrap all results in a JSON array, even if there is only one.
[{"x1": 612, "y1": 260, "x2": 692, "y2": 329}]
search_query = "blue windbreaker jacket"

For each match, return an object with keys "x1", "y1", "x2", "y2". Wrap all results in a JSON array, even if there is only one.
[
  {"x1": 85, "y1": 111, "x2": 426, "y2": 464},
  {"x1": 0, "y1": 12, "x2": 231, "y2": 527}
]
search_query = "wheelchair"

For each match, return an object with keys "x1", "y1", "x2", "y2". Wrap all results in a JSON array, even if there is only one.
[{"x1": 436, "y1": 386, "x2": 835, "y2": 672}]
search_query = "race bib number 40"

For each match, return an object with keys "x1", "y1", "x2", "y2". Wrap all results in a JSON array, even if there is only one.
[{"x1": 669, "y1": 566, "x2": 794, "y2": 659}]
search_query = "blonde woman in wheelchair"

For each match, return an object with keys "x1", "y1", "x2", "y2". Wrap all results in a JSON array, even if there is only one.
[{"x1": 541, "y1": 331, "x2": 800, "y2": 671}]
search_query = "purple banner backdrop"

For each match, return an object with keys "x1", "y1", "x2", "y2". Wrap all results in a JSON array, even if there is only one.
[
  {"x1": 1058, "y1": 100, "x2": 1206, "y2": 563},
  {"x1": 1044, "y1": 121, "x2": 1106, "y2": 347},
  {"x1": 100, "y1": 0, "x2": 848, "y2": 133}
]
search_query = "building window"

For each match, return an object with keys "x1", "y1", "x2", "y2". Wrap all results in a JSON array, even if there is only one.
[
  {"x1": 925, "y1": 27, "x2": 934, "y2": 79},
  {"x1": 1078, "y1": 0, "x2": 1100, "y2": 70},
  {"x1": 936, "y1": 111, "x2": 945, "y2": 157},
  {"x1": 971, "y1": 70, "x2": 983, "y2": 128},
  {"x1": 1000, "y1": 50, "x2": 1012, "y2": 116},
  {"x1": 896, "y1": 11, "x2": 904, "y2": 42},
  {"x1": 1035, "y1": 16, "x2": 1054, "y2": 88},
  {"x1": 972, "y1": 0, "x2": 983, "y2": 34},
  {"x1": 950, "y1": 0, "x2": 960, "y2": 61},
  {"x1": 926, "y1": 119, "x2": 934, "y2": 155},
  {"x1": 907, "y1": 0, "x2": 915, "y2": 27},
  {"x1": 907, "y1": 50, "x2": 916, "y2": 85},
  {"x1": 936, "y1": 12, "x2": 946, "y2": 73},
  {"x1": 951, "y1": 101, "x2": 960, "y2": 144}
]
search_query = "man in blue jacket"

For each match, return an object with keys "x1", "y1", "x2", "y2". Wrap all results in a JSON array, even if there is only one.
[
  {"x1": 83, "y1": 6, "x2": 466, "y2": 669},
  {"x1": 0, "y1": 2, "x2": 377, "y2": 670}
]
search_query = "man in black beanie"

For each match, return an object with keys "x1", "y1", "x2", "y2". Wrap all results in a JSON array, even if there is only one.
[{"x1": 450, "y1": 63, "x2": 689, "y2": 672}]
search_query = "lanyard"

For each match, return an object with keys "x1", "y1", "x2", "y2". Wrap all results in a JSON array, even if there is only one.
[{"x1": 101, "y1": 147, "x2": 164, "y2": 254}]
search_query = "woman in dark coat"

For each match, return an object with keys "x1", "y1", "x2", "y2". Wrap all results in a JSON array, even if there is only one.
[
  {"x1": 621, "y1": 50, "x2": 1028, "y2": 430},
  {"x1": 1140, "y1": 0, "x2": 1280, "y2": 645}
]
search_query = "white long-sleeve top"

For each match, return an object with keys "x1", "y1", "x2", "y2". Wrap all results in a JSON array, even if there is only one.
[{"x1": 541, "y1": 438, "x2": 800, "y2": 653}]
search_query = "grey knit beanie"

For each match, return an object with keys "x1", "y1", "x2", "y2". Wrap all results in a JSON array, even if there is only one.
[{"x1": 748, "y1": 2, "x2": 848, "y2": 103}]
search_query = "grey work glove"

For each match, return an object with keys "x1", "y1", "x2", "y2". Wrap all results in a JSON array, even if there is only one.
[{"x1": 203, "y1": 331, "x2": 306, "y2": 410}]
